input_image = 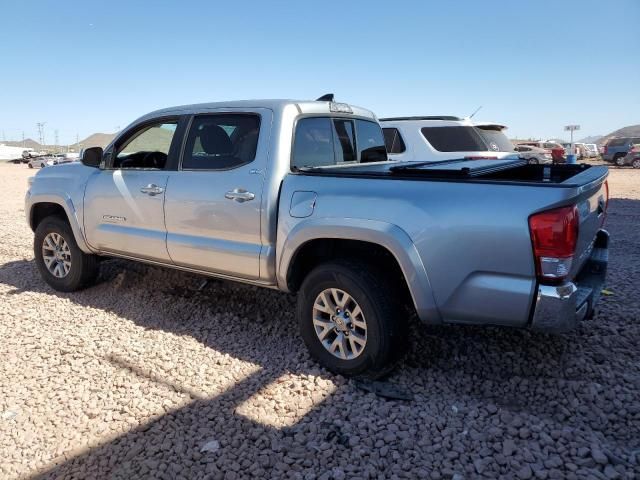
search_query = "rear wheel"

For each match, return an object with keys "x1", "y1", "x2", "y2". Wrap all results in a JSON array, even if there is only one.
[
  {"x1": 40, "y1": 163, "x2": 45, "y2": 168},
  {"x1": 633, "y1": 158, "x2": 640, "y2": 169},
  {"x1": 28, "y1": 163, "x2": 33, "y2": 168},
  {"x1": 297, "y1": 260, "x2": 406, "y2": 378},
  {"x1": 34, "y1": 216, "x2": 99, "y2": 292},
  {"x1": 528, "y1": 158, "x2": 539, "y2": 165}
]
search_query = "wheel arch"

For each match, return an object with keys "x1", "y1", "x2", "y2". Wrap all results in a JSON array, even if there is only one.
[
  {"x1": 27, "y1": 195, "x2": 92, "y2": 253},
  {"x1": 278, "y1": 219, "x2": 441, "y2": 324}
]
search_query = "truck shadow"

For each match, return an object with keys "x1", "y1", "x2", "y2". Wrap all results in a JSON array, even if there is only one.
[{"x1": 2, "y1": 196, "x2": 640, "y2": 476}]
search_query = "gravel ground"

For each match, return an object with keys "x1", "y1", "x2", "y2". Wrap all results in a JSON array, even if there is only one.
[{"x1": 1, "y1": 162, "x2": 639, "y2": 480}]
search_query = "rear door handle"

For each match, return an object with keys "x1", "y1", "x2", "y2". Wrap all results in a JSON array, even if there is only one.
[
  {"x1": 225, "y1": 189, "x2": 255, "y2": 203},
  {"x1": 140, "y1": 184, "x2": 164, "y2": 196}
]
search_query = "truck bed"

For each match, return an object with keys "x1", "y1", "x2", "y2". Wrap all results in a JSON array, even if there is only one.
[
  {"x1": 297, "y1": 158, "x2": 608, "y2": 188},
  {"x1": 287, "y1": 158, "x2": 609, "y2": 327}
]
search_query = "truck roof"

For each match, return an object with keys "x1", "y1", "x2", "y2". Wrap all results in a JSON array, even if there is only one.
[
  {"x1": 139, "y1": 99, "x2": 377, "y2": 122},
  {"x1": 379, "y1": 116, "x2": 462, "y2": 122}
]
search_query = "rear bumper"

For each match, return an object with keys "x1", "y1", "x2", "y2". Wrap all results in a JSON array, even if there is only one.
[{"x1": 530, "y1": 229, "x2": 609, "y2": 333}]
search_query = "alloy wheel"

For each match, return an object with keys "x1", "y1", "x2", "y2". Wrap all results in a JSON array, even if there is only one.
[
  {"x1": 42, "y1": 232, "x2": 72, "y2": 278},
  {"x1": 312, "y1": 288, "x2": 367, "y2": 360}
]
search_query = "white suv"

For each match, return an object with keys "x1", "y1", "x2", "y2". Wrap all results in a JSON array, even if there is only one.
[{"x1": 380, "y1": 116, "x2": 517, "y2": 162}]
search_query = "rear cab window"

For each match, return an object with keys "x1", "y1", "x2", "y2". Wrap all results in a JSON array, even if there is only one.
[{"x1": 292, "y1": 117, "x2": 387, "y2": 169}]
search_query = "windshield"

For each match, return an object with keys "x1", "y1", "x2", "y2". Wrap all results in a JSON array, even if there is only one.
[{"x1": 421, "y1": 126, "x2": 513, "y2": 152}]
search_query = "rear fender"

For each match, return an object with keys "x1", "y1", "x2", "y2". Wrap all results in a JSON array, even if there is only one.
[{"x1": 277, "y1": 218, "x2": 441, "y2": 324}]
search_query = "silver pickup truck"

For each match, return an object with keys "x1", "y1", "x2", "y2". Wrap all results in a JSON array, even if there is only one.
[{"x1": 26, "y1": 98, "x2": 610, "y2": 377}]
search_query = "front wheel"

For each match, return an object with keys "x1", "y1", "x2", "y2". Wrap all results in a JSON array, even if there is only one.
[
  {"x1": 34, "y1": 216, "x2": 99, "y2": 292},
  {"x1": 28, "y1": 163, "x2": 33, "y2": 168},
  {"x1": 297, "y1": 260, "x2": 406, "y2": 377},
  {"x1": 633, "y1": 158, "x2": 640, "y2": 169},
  {"x1": 528, "y1": 158, "x2": 539, "y2": 165},
  {"x1": 615, "y1": 155, "x2": 625, "y2": 167}
]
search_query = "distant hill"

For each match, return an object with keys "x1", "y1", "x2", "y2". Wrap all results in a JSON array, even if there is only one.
[
  {"x1": 75, "y1": 132, "x2": 117, "y2": 149},
  {"x1": 3, "y1": 138, "x2": 43, "y2": 149},
  {"x1": 599, "y1": 124, "x2": 640, "y2": 145},
  {"x1": 577, "y1": 135, "x2": 603, "y2": 144}
]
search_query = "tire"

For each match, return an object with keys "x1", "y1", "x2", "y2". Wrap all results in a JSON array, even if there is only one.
[
  {"x1": 528, "y1": 158, "x2": 539, "y2": 165},
  {"x1": 615, "y1": 155, "x2": 625, "y2": 167},
  {"x1": 633, "y1": 158, "x2": 640, "y2": 169},
  {"x1": 28, "y1": 163, "x2": 33, "y2": 168},
  {"x1": 40, "y1": 163, "x2": 45, "y2": 168},
  {"x1": 297, "y1": 260, "x2": 406, "y2": 378},
  {"x1": 34, "y1": 216, "x2": 99, "y2": 292}
]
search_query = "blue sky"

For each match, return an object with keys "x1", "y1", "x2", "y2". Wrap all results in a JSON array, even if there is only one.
[{"x1": 1, "y1": 0, "x2": 638, "y2": 144}]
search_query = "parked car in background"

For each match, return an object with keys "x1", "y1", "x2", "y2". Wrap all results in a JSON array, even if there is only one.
[
  {"x1": 380, "y1": 116, "x2": 517, "y2": 162},
  {"x1": 603, "y1": 137, "x2": 640, "y2": 165},
  {"x1": 583, "y1": 144, "x2": 599, "y2": 158},
  {"x1": 520, "y1": 141, "x2": 565, "y2": 155},
  {"x1": 513, "y1": 144, "x2": 552, "y2": 164},
  {"x1": 621, "y1": 144, "x2": 640, "y2": 168},
  {"x1": 21, "y1": 149, "x2": 47, "y2": 163},
  {"x1": 519, "y1": 141, "x2": 565, "y2": 164},
  {"x1": 28, "y1": 154, "x2": 74, "y2": 169},
  {"x1": 26, "y1": 98, "x2": 610, "y2": 377},
  {"x1": 28, "y1": 156, "x2": 57, "y2": 169}
]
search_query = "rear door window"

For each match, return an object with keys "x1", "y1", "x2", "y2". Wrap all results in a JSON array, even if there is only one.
[
  {"x1": 382, "y1": 128, "x2": 406, "y2": 154},
  {"x1": 608, "y1": 139, "x2": 626, "y2": 147},
  {"x1": 182, "y1": 114, "x2": 260, "y2": 170}
]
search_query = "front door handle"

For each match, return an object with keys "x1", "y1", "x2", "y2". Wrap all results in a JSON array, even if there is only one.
[
  {"x1": 140, "y1": 184, "x2": 164, "y2": 196},
  {"x1": 225, "y1": 188, "x2": 255, "y2": 203}
]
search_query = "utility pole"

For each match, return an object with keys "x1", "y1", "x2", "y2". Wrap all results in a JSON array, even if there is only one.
[
  {"x1": 36, "y1": 122, "x2": 46, "y2": 147},
  {"x1": 22, "y1": 131, "x2": 25, "y2": 148},
  {"x1": 54, "y1": 130, "x2": 59, "y2": 153}
]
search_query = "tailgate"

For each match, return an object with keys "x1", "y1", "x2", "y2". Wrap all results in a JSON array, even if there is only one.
[{"x1": 569, "y1": 173, "x2": 608, "y2": 278}]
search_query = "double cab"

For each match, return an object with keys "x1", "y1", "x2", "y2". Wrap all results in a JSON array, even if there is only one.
[{"x1": 26, "y1": 98, "x2": 610, "y2": 377}]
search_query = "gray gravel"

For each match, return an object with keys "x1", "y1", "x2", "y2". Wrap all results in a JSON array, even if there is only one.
[{"x1": 1, "y1": 163, "x2": 639, "y2": 479}]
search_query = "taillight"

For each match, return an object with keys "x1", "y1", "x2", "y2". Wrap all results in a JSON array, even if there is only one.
[
  {"x1": 529, "y1": 206, "x2": 579, "y2": 283},
  {"x1": 604, "y1": 145, "x2": 608, "y2": 155}
]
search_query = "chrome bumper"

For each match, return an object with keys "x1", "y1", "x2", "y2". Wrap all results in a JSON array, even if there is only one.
[{"x1": 530, "y1": 229, "x2": 609, "y2": 333}]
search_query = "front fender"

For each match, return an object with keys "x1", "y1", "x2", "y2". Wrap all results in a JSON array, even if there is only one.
[
  {"x1": 25, "y1": 192, "x2": 92, "y2": 254},
  {"x1": 277, "y1": 218, "x2": 441, "y2": 324}
]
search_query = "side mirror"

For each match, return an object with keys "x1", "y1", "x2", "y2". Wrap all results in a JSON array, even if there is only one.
[{"x1": 81, "y1": 147, "x2": 103, "y2": 168}]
